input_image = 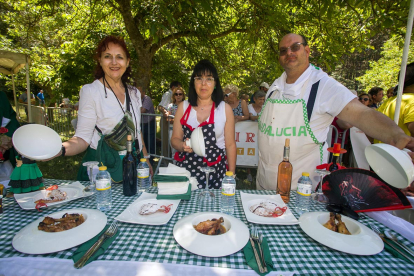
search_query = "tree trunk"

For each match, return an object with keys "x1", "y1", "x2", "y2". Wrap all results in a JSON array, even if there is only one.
[{"x1": 133, "y1": 50, "x2": 154, "y2": 96}]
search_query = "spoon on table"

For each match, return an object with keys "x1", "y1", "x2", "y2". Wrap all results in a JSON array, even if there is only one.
[{"x1": 384, "y1": 230, "x2": 414, "y2": 258}]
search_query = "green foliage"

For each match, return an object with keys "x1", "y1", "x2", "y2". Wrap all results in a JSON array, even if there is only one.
[{"x1": 357, "y1": 34, "x2": 414, "y2": 93}]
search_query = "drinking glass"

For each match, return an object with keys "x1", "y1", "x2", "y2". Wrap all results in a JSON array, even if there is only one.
[
  {"x1": 312, "y1": 169, "x2": 331, "y2": 205},
  {"x1": 197, "y1": 167, "x2": 216, "y2": 211},
  {"x1": 83, "y1": 161, "x2": 99, "y2": 193}
]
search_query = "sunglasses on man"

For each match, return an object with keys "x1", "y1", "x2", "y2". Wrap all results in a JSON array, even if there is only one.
[{"x1": 279, "y1": 42, "x2": 307, "y2": 56}]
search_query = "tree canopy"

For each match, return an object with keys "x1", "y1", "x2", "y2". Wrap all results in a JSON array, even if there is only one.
[{"x1": 0, "y1": 0, "x2": 411, "y2": 104}]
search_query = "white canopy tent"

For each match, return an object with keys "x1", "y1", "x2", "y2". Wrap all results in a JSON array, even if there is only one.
[{"x1": 0, "y1": 50, "x2": 32, "y2": 122}]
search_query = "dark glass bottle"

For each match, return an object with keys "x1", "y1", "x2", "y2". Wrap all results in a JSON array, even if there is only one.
[
  {"x1": 123, "y1": 135, "x2": 137, "y2": 196},
  {"x1": 329, "y1": 153, "x2": 340, "y2": 172},
  {"x1": 277, "y1": 138, "x2": 293, "y2": 203}
]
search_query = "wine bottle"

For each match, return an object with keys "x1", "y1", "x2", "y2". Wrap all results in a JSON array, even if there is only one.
[
  {"x1": 277, "y1": 138, "x2": 293, "y2": 203},
  {"x1": 123, "y1": 135, "x2": 137, "y2": 196}
]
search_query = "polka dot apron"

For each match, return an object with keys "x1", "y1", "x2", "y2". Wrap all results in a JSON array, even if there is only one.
[{"x1": 174, "y1": 103, "x2": 227, "y2": 189}]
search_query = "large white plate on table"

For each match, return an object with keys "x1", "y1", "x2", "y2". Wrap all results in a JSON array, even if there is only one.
[
  {"x1": 115, "y1": 192, "x2": 180, "y2": 225},
  {"x1": 14, "y1": 182, "x2": 91, "y2": 210},
  {"x1": 12, "y1": 208, "x2": 107, "y2": 254},
  {"x1": 12, "y1": 124, "x2": 62, "y2": 161},
  {"x1": 299, "y1": 212, "x2": 384, "y2": 255},
  {"x1": 173, "y1": 212, "x2": 249, "y2": 257},
  {"x1": 240, "y1": 192, "x2": 299, "y2": 225}
]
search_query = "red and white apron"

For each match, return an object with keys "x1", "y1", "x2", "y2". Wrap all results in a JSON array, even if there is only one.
[{"x1": 174, "y1": 103, "x2": 227, "y2": 189}]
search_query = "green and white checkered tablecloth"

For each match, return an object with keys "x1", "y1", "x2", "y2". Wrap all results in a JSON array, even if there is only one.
[{"x1": 1, "y1": 179, "x2": 413, "y2": 275}]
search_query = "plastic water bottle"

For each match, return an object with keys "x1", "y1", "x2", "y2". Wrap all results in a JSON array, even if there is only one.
[
  {"x1": 137, "y1": 158, "x2": 150, "y2": 193},
  {"x1": 220, "y1": 171, "x2": 236, "y2": 215},
  {"x1": 95, "y1": 165, "x2": 112, "y2": 212},
  {"x1": 295, "y1": 172, "x2": 312, "y2": 215}
]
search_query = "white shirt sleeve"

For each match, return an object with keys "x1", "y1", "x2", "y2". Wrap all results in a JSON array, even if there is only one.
[
  {"x1": 74, "y1": 84, "x2": 98, "y2": 146},
  {"x1": 248, "y1": 104, "x2": 257, "y2": 116}
]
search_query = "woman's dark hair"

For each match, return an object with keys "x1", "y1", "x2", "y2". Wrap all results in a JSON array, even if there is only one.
[
  {"x1": 188, "y1": 59, "x2": 223, "y2": 107},
  {"x1": 94, "y1": 35, "x2": 132, "y2": 85}
]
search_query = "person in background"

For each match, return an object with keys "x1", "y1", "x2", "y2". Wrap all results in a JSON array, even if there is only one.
[
  {"x1": 166, "y1": 86, "x2": 185, "y2": 157},
  {"x1": 71, "y1": 102, "x2": 79, "y2": 130},
  {"x1": 260, "y1": 82, "x2": 270, "y2": 92},
  {"x1": 358, "y1": 93, "x2": 370, "y2": 106},
  {"x1": 37, "y1": 90, "x2": 45, "y2": 107},
  {"x1": 171, "y1": 59, "x2": 236, "y2": 189},
  {"x1": 248, "y1": 90, "x2": 266, "y2": 121},
  {"x1": 18, "y1": 90, "x2": 35, "y2": 117},
  {"x1": 158, "y1": 81, "x2": 182, "y2": 157},
  {"x1": 45, "y1": 35, "x2": 152, "y2": 181},
  {"x1": 225, "y1": 84, "x2": 249, "y2": 123},
  {"x1": 387, "y1": 86, "x2": 395, "y2": 99},
  {"x1": 375, "y1": 62, "x2": 414, "y2": 142},
  {"x1": 0, "y1": 91, "x2": 20, "y2": 168},
  {"x1": 368, "y1": 87, "x2": 384, "y2": 109},
  {"x1": 140, "y1": 87, "x2": 156, "y2": 165},
  {"x1": 240, "y1": 93, "x2": 250, "y2": 103}
]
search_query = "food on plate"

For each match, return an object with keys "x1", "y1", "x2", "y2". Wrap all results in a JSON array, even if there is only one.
[
  {"x1": 323, "y1": 212, "x2": 351, "y2": 235},
  {"x1": 249, "y1": 201, "x2": 288, "y2": 217},
  {"x1": 323, "y1": 212, "x2": 337, "y2": 232},
  {"x1": 38, "y1": 213, "x2": 85, "y2": 232},
  {"x1": 139, "y1": 203, "x2": 173, "y2": 215},
  {"x1": 194, "y1": 217, "x2": 226, "y2": 235},
  {"x1": 34, "y1": 187, "x2": 67, "y2": 204},
  {"x1": 336, "y1": 213, "x2": 351, "y2": 235}
]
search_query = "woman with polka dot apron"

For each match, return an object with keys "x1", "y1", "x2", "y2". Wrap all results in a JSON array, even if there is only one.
[{"x1": 171, "y1": 60, "x2": 236, "y2": 189}]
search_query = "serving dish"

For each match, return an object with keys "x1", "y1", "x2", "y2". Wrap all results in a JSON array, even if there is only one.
[
  {"x1": 173, "y1": 212, "x2": 249, "y2": 257},
  {"x1": 299, "y1": 211, "x2": 383, "y2": 255},
  {"x1": 12, "y1": 208, "x2": 107, "y2": 254}
]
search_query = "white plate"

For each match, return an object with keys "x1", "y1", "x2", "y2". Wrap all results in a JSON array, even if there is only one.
[
  {"x1": 12, "y1": 124, "x2": 61, "y2": 160},
  {"x1": 115, "y1": 192, "x2": 180, "y2": 225},
  {"x1": 299, "y1": 212, "x2": 383, "y2": 255},
  {"x1": 240, "y1": 192, "x2": 299, "y2": 225},
  {"x1": 12, "y1": 208, "x2": 107, "y2": 254},
  {"x1": 14, "y1": 182, "x2": 91, "y2": 210},
  {"x1": 173, "y1": 212, "x2": 249, "y2": 257}
]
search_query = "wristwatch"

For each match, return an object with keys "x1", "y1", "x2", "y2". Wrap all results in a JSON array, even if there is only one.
[
  {"x1": 144, "y1": 155, "x2": 151, "y2": 159},
  {"x1": 61, "y1": 145, "x2": 66, "y2": 157}
]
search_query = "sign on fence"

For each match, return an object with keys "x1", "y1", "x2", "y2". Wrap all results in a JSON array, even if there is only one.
[{"x1": 235, "y1": 121, "x2": 259, "y2": 167}]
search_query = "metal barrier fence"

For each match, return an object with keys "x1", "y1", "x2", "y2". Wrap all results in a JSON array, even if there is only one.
[{"x1": 16, "y1": 103, "x2": 78, "y2": 139}]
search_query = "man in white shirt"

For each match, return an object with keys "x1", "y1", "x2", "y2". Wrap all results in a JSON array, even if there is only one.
[{"x1": 257, "y1": 33, "x2": 414, "y2": 191}]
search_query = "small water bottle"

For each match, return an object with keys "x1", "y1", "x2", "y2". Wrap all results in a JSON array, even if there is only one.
[
  {"x1": 220, "y1": 171, "x2": 236, "y2": 215},
  {"x1": 95, "y1": 165, "x2": 112, "y2": 212},
  {"x1": 295, "y1": 172, "x2": 312, "y2": 215},
  {"x1": 137, "y1": 158, "x2": 150, "y2": 193}
]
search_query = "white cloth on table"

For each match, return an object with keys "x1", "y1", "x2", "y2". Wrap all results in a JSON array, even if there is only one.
[
  {"x1": 0, "y1": 257, "x2": 295, "y2": 276},
  {"x1": 74, "y1": 79, "x2": 143, "y2": 151},
  {"x1": 182, "y1": 100, "x2": 227, "y2": 149},
  {"x1": 158, "y1": 163, "x2": 198, "y2": 192}
]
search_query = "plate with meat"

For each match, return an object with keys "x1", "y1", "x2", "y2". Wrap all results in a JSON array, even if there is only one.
[
  {"x1": 173, "y1": 212, "x2": 249, "y2": 257},
  {"x1": 299, "y1": 212, "x2": 383, "y2": 255},
  {"x1": 240, "y1": 192, "x2": 299, "y2": 225},
  {"x1": 14, "y1": 182, "x2": 91, "y2": 210},
  {"x1": 114, "y1": 192, "x2": 180, "y2": 225},
  {"x1": 12, "y1": 208, "x2": 107, "y2": 254}
]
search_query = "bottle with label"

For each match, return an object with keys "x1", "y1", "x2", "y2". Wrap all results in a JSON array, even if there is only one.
[
  {"x1": 95, "y1": 165, "x2": 112, "y2": 212},
  {"x1": 137, "y1": 158, "x2": 150, "y2": 193},
  {"x1": 295, "y1": 172, "x2": 312, "y2": 215},
  {"x1": 220, "y1": 171, "x2": 236, "y2": 215},
  {"x1": 277, "y1": 138, "x2": 293, "y2": 203},
  {"x1": 123, "y1": 135, "x2": 137, "y2": 196}
]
